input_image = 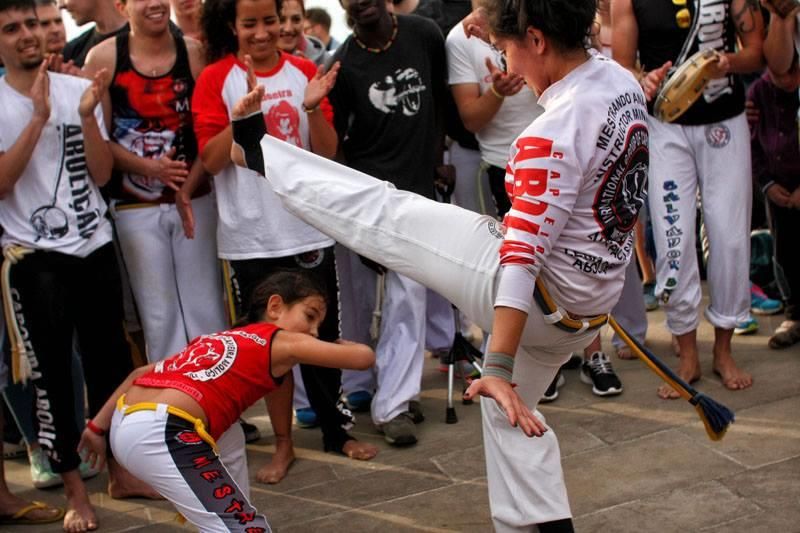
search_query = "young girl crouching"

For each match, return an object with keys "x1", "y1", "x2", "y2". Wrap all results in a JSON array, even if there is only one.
[{"x1": 78, "y1": 270, "x2": 375, "y2": 532}]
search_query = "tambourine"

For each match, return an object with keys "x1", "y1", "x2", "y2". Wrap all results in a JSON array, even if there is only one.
[{"x1": 653, "y1": 49, "x2": 720, "y2": 123}]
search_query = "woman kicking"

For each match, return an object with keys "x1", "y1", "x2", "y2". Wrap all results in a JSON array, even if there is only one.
[{"x1": 230, "y1": 1, "x2": 648, "y2": 530}]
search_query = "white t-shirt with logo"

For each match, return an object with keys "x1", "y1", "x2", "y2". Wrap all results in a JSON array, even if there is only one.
[
  {"x1": 494, "y1": 53, "x2": 649, "y2": 316},
  {"x1": 446, "y1": 25, "x2": 543, "y2": 168},
  {"x1": 192, "y1": 53, "x2": 335, "y2": 259},
  {"x1": 0, "y1": 72, "x2": 112, "y2": 258}
]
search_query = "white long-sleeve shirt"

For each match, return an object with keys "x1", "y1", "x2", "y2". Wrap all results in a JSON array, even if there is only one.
[{"x1": 494, "y1": 53, "x2": 649, "y2": 316}]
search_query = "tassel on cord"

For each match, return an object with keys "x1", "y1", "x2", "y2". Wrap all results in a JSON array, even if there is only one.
[
  {"x1": 608, "y1": 316, "x2": 734, "y2": 441},
  {"x1": 1, "y1": 245, "x2": 35, "y2": 384}
]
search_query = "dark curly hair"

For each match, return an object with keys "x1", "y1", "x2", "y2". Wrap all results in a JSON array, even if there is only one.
[
  {"x1": 485, "y1": 0, "x2": 596, "y2": 52},
  {"x1": 0, "y1": 0, "x2": 36, "y2": 14},
  {"x1": 236, "y1": 269, "x2": 328, "y2": 326},
  {"x1": 203, "y1": 0, "x2": 284, "y2": 63}
]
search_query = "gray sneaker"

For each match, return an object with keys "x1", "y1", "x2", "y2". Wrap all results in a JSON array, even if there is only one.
[{"x1": 377, "y1": 413, "x2": 417, "y2": 446}]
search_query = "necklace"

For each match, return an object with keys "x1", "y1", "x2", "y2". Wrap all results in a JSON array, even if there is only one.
[{"x1": 353, "y1": 14, "x2": 398, "y2": 54}]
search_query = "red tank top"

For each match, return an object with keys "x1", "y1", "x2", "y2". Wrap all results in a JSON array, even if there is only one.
[
  {"x1": 134, "y1": 323, "x2": 283, "y2": 439},
  {"x1": 108, "y1": 29, "x2": 210, "y2": 204}
]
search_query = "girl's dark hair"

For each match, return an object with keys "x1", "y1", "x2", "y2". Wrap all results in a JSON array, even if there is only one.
[
  {"x1": 203, "y1": 0, "x2": 284, "y2": 63},
  {"x1": 486, "y1": 0, "x2": 596, "y2": 52},
  {"x1": 236, "y1": 269, "x2": 328, "y2": 326}
]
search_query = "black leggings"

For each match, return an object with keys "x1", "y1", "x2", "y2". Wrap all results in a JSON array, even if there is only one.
[
  {"x1": 2, "y1": 243, "x2": 133, "y2": 473},
  {"x1": 485, "y1": 164, "x2": 512, "y2": 218},
  {"x1": 229, "y1": 246, "x2": 354, "y2": 453}
]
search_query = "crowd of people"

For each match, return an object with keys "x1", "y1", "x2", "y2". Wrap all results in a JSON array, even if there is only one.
[{"x1": 0, "y1": 0, "x2": 798, "y2": 530}]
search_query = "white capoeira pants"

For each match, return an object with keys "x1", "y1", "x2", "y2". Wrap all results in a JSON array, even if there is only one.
[
  {"x1": 257, "y1": 136, "x2": 601, "y2": 526},
  {"x1": 338, "y1": 256, "x2": 456, "y2": 423},
  {"x1": 111, "y1": 401, "x2": 269, "y2": 532},
  {"x1": 648, "y1": 114, "x2": 751, "y2": 334},
  {"x1": 112, "y1": 194, "x2": 228, "y2": 362},
  {"x1": 338, "y1": 247, "x2": 427, "y2": 424}
]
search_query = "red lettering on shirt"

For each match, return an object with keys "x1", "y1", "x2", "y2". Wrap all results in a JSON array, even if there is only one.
[
  {"x1": 514, "y1": 136, "x2": 554, "y2": 164},
  {"x1": 514, "y1": 168, "x2": 548, "y2": 198},
  {"x1": 505, "y1": 215, "x2": 540, "y2": 236},
  {"x1": 513, "y1": 198, "x2": 548, "y2": 217},
  {"x1": 245, "y1": 528, "x2": 267, "y2": 533}
]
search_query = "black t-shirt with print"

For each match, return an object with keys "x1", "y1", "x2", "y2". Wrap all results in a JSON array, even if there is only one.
[
  {"x1": 62, "y1": 23, "x2": 130, "y2": 68},
  {"x1": 633, "y1": 0, "x2": 744, "y2": 125},
  {"x1": 329, "y1": 14, "x2": 446, "y2": 198}
]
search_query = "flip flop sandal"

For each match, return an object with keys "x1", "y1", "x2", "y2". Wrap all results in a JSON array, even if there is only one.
[{"x1": 0, "y1": 501, "x2": 65, "y2": 525}]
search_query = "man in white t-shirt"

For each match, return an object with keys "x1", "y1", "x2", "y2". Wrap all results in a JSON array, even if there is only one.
[
  {"x1": 0, "y1": 1, "x2": 155, "y2": 529},
  {"x1": 446, "y1": 14, "x2": 541, "y2": 217}
]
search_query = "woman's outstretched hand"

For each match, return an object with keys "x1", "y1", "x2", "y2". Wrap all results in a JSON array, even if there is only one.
[
  {"x1": 232, "y1": 54, "x2": 266, "y2": 119},
  {"x1": 464, "y1": 376, "x2": 548, "y2": 437},
  {"x1": 303, "y1": 61, "x2": 340, "y2": 111}
]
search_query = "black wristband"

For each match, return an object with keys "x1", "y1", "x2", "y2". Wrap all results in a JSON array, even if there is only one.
[{"x1": 231, "y1": 111, "x2": 267, "y2": 175}]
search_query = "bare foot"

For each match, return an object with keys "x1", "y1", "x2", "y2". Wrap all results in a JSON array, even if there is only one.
[
  {"x1": 615, "y1": 345, "x2": 637, "y2": 360},
  {"x1": 713, "y1": 352, "x2": 753, "y2": 391},
  {"x1": 63, "y1": 474, "x2": 97, "y2": 533},
  {"x1": 342, "y1": 440, "x2": 378, "y2": 461},
  {"x1": 63, "y1": 507, "x2": 97, "y2": 533},
  {"x1": 256, "y1": 437, "x2": 295, "y2": 484},
  {"x1": 657, "y1": 356, "x2": 701, "y2": 400},
  {"x1": 107, "y1": 459, "x2": 163, "y2": 500}
]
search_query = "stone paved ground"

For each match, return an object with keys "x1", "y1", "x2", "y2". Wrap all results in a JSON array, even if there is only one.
[{"x1": 3, "y1": 302, "x2": 799, "y2": 532}]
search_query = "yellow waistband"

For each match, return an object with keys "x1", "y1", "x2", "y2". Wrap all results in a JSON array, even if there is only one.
[
  {"x1": 116, "y1": 395, "x2": 218, "y2": 453},
  {"x1": 534, "y1": 279, "x2": 608, "y2": 334}
]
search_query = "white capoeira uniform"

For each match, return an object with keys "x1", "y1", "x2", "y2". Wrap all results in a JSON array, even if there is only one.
[
  {"x1": 634, "y1": 0, "x2": 751, "y2": 334},
  {"x1": 235, "y1": 52, "x2": 648, "y2": 529},
  {"x1": 445, "y1": 23, "x2": 542, "y2": 220}
]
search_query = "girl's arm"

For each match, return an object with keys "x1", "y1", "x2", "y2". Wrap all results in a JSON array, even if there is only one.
[
  {"x1": 270, "y1": 331, "x2": 374, "y2": 376},
  {"x1": 77, "y1": 363, "x2": 155, "y2": 470}
]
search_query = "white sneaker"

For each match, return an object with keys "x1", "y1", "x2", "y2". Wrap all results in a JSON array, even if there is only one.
[{"x1": 29, "y1": 447, "x2": 62, "y2": 489}]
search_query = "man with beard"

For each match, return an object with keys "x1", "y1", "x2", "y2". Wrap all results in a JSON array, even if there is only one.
[{"x1": 0, "y1": 0, "x2": 154, "y2": 529}]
